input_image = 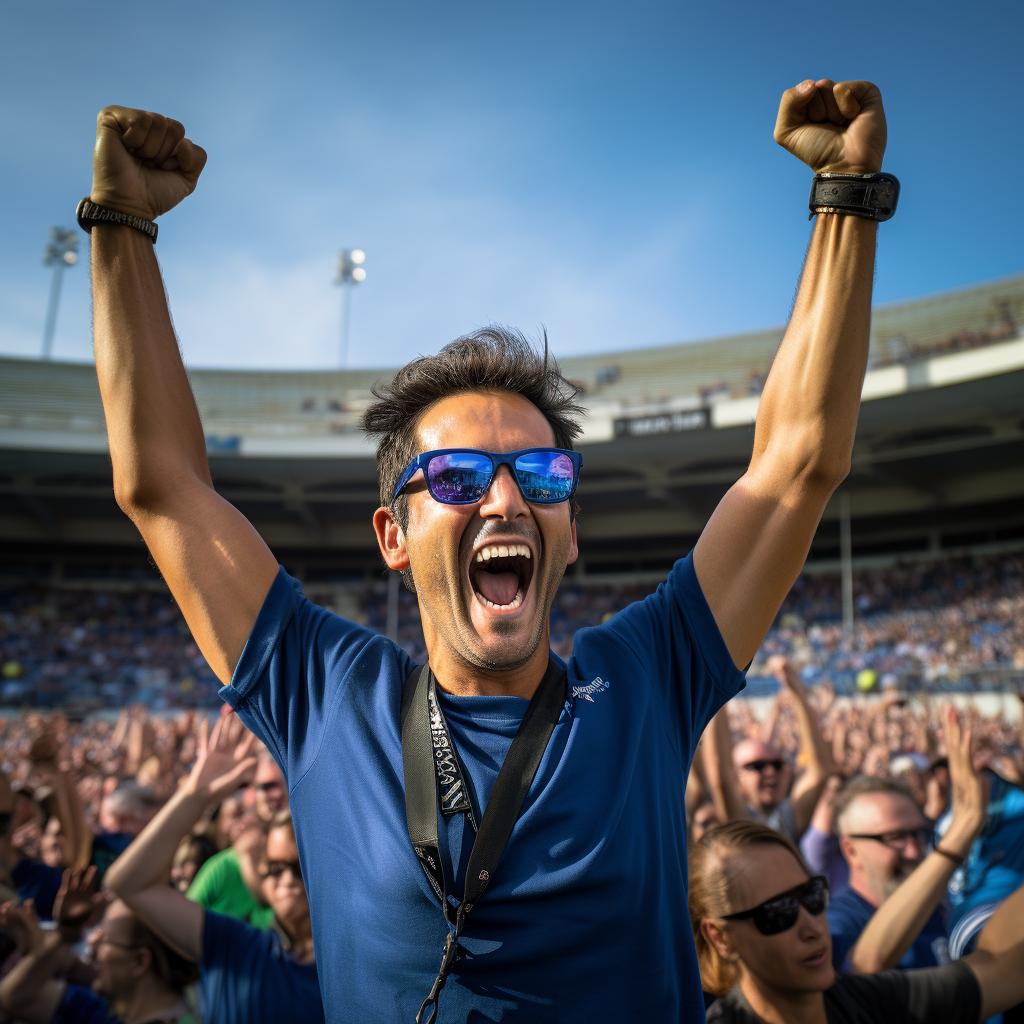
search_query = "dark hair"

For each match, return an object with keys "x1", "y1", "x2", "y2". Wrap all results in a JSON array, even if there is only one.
[
  {"x1": 127, "y1": 914, "x2": 200, "y2": 990},
  {"x1": 688, "y1": 820, "x2": 812, "y2": 997},
  {"x1": 832, "y1": 775, "x2": 917, "y2": 835},
  {"x1": 362, "y1": 326, "x2": 584, "y2": 532}
]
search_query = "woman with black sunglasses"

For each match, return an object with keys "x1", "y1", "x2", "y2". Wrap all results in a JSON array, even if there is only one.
[{"x1": 691, "y1": 820, "x2": 1024, "y2": 1023}]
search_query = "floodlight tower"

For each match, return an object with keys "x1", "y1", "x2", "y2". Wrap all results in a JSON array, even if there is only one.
[
  {"x1": 335, "y1": 248, "x2": 366, "y2": 367},
  {"x1": 42, "y1": 227, "x2": 80, "y2": 359}
]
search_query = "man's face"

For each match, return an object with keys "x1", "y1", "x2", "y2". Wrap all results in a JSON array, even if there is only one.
[
  {"x1": 253, "y1": 758, "x2": 287, "y2": 822},
  {"x1": 380, "y1": 391, "x2": 578, "y2": 674},
  {"x1": 839, "y1": 792, "x2": 930, "y2": 902},
  {"x1": 733, "y1": 739, "x2": 790, "y2": 813}
]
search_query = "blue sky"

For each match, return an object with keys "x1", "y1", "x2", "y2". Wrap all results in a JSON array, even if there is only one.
[{"x1": 2, "y1": 2, "x2": 1021, "y2": 370}]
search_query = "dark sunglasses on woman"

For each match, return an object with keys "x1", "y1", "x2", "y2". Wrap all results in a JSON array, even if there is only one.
[
  {"x1": 391, "y1": 447, "x2": 583, "y2": 505},
  {"x1": 722, "y1": 875, "x2": 829, "y2": 936}
]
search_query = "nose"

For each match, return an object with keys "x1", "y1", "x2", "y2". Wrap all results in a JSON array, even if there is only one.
[
  {"x1": 477, "y1": 464, "x2": 529, "y2": 520},
  {"x1": 902, "y1": 836, "x2": 925, "y2": 859}
]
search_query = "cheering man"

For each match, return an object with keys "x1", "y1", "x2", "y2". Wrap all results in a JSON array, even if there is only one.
[{"x1": 84, "y1": 77, "x2": 890, "y2": 1022}]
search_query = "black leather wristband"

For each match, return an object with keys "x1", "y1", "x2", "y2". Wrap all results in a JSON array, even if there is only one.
[
  {"x1": 76, "y1": 198, "x2": 158, "y2": 242},
  {"x1": 808, "y1": 172, "x2": 900, "y2": 222}
]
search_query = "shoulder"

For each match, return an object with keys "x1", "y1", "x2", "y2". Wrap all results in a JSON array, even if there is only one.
[
  {"x1": 201, "y1": 908, "x2": 267, "y2": 962},
  {"x1": 706, "y1": 987, "x2": 764, "y2": 1024},
  {"x1": 828, "y1": 886, "x2": 871, "y2": 924},
  {"x1": 53, "y1": 984, "x2": 118, "y2": 1024}
]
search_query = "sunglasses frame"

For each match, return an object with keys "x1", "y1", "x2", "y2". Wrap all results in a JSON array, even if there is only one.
[
  {"x1": 391, "y1": 447, "x2": 583, "y2": 506},
  {"x1": 721, "y1": 874, "x2": 830, "y2": 936}
]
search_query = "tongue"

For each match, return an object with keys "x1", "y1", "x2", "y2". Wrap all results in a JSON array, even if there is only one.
[{"x1": 476, "y1": 570, "x2": 520, "y2": 606}]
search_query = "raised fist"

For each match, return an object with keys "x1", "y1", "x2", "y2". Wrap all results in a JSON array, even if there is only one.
[
  {"x1": 774, "y1": 79, "x2": 886, "y2": 175},
  {"x1": 91, "y1": 106, "x2": 207, "y2": 222}
]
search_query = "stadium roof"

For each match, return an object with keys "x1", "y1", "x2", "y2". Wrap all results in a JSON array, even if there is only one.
[{"x1": 2, "y1": 272, "x2": 1023, "y2": 579}]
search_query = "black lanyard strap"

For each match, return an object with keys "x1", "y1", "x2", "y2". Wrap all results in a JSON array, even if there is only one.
[{"x1": 400, "y1": 658, "x2": 566, "y2": 1024}]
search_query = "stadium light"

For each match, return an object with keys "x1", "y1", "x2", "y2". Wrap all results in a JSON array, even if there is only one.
[
  {"x1": 41, "y1": 227, "x2": 80, "y2": 360},
  {"x1": 336, "y1": 247, "x2": 368, "y2": 367}
]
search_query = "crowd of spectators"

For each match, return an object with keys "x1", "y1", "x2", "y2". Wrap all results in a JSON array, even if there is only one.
[
  {"x1": 0, "y1": 554, "x2": 1023, "y2": 1019},
  {"x1": 3, "y1": 551, "x2": 1022, "y2": 710}
]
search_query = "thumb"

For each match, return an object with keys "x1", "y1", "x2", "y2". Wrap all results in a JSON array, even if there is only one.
[{"x1": 774, "y1": 79, "x2": 817, "y2": 137}]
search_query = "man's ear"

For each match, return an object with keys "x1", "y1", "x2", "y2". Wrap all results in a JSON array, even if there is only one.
[
  {"x1": 702, "y1": 918, "x2": 738, "y2": 963},
  {"x1": 373, "y1": 507, "x2": 410, "y2": 572},
  {"x1": 839, "y1": 834, "x2": 857, "y2": 866},
  {"x1": 565, "y1": 517, "x2": 579, "y2": 566}
]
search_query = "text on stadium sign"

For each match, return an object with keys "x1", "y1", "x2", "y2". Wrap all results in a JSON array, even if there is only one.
[{"x1": 614, "y1": 409, "x2": 709, "y2": 437}]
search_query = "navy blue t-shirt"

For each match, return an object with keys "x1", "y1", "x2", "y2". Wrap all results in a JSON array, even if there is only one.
[
  {"x1": 828, "y1": 885, "x2": 950, "y2": 972},
  {"x1": 200, "y1": 910, "x2": 324, "y2": 1024},
  {"x1": 222, "y1": 552, "x2": 745, "y2": 1023},
  {"x1": 11, "y1": 857, "x2": 63, "y2": 920}
]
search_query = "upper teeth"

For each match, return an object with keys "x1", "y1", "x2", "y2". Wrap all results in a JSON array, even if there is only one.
[{"x1": 475, "y1": 544, "x2": 531, "y2": 562}]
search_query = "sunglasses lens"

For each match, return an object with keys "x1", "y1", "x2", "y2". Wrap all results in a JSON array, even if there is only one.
[
  {"x1": 802, "y1": 878, "x2": 829, "y2": 916},
  {"x1": 514, "y1": 451, "x2": 576, "y2": 502},
  {"x1": 426, "y1": 453, "x2": 493, "y2": 503},
  {"x1": 754, "y1": 897, "x2": 800, "y2": 935}
]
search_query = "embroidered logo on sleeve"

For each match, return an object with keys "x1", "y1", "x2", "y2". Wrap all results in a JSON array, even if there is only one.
[{"x1": 571, "y1": 676, "x2": 610, "y2": 702}]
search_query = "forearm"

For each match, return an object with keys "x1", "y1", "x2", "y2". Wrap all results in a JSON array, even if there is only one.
[
  {"x1": 965, "y1": 879, "x2": 1024, "y2": 1019},
  {"x1": 91, "y1": 224, "x2": 212, "y2": 514},
  {"x1": 702, "y1": 709, "x2": 747, "y2": 821},
  {"x1": 750, "y1": 214, "x2": 876, "y2": 486},
  {"x1": 105, "y1": 783, "x2": 206, "y2": 899},
  {"x1": 791, "y1": 685, "x2": 835, "y2": 780},
  {"x1": 0, "y1": 942, "x2": 67, "y2": 1021}
]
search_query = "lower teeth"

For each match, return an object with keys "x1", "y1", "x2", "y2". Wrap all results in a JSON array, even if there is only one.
[{"x1": 480, "y1": 586, "x2": 524, "y2": 610}]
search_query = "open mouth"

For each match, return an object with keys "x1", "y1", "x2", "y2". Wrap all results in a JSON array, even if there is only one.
[{"x1": 469, "y1": 542, "x2": 535, "y2": 611}]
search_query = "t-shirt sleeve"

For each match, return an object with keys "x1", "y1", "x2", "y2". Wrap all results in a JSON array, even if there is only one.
[
  {"x1": 201, "y1": 907, "x2": 260, "y2": 974},
  {"x1": 835, "y1": 962, "x2": 982, "y2": 1024},
  {"x1": 592, "y1": 552, "x2": 746, "y2": 762},
  {"x1": 219, "y1": 566, "x2": 406, "y2": 782},
  {"x1": 52, "y1": 984, "x2": 119, "y2": 1024}
]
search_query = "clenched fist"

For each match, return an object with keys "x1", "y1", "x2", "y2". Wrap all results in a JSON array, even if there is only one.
[
  {"x1": 91, "y1": 106, "x2": 207, "y2": 221},
  {"x1": 774, "y1": 79, "x2": 886, "y2": 175}
]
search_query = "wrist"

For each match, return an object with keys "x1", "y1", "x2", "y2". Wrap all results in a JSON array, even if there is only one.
[
  {"x1": 940, "y1": 819, "x2": 983, "y2": 858},
  {"x1": 88, "y1": 192, "x2": 157, "y2": 222}
]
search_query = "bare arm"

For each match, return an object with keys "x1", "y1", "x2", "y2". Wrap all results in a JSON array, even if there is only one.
[
  {"x1": 89, "y1": 107, "x2": 277, "y2": 683},
  {"x1": 0, "y1": 903, "x2": 69, "y2": 1024},
  {"x1": 771, "y1": 658, "x2": 835, "y2": 837},
  {"x1": 694, "y1": 79, "x2": 886, "y2": 668},
  {"x1": 701, "y1": 707, "x2": 748, "y2": 823},
  {"x1": 849, "y1": 709, "x2": 988, "y2": 973},
  {"x1": 965, "y1": 879, "x2": 1024, "y2": 1020},
  {"x1": 105, "y1": 711, "x2": 257, "y2": 962}
]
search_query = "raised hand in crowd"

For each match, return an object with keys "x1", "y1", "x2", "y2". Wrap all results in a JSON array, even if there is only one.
[
  {"x1": 848, "y1": 706, "x2": 988, "y2": 973},
  {"x1": 105, "y1": 706, "x2": 257, "y2": 963}
]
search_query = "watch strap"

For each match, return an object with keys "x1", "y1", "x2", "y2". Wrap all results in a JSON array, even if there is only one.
[
  {"x1": 76, "y1": 198, "x2": 158, "y2": 242},
  {"x1": 808, "y1": 172, "x2": 900, "y2": 222}
]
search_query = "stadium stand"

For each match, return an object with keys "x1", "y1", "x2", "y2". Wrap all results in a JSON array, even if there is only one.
[{"x1": 1, "y1": 271, "x2": 1023, "y2": 707}]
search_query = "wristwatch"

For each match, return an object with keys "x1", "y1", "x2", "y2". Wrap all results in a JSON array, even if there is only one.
[
  {"x1": 809, "y1": 172, "x2": 900, "y2": 222},
  {"x1": 76, "y1": 198, "x2": 158, "y2": 242}
]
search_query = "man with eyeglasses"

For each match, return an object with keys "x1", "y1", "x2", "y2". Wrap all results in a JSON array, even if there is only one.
[
  {"x1": 827, "y1": 730, "x2": 988, "y2": 977},
  {"x1": 84, "y1": 75, "x2": 891, "y2": 1022}
]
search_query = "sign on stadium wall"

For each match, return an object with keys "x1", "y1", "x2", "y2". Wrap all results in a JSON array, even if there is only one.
[{"x1": 614, "y1": 409, "x2": 709, "y2": 437}]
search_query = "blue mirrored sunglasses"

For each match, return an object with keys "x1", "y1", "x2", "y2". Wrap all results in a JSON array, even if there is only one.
[{"x1": 391, "y1": 447, "x2": 583, "y2": 505}]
